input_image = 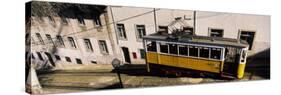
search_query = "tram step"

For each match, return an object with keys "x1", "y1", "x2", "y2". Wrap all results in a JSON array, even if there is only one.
[{"x1": 221, "y1": 72, "x2": 236, "y2": 79}]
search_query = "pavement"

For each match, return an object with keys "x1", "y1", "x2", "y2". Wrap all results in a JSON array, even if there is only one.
[{"x1": 37, "y1": 59, "x2": 270, "y2": 94}]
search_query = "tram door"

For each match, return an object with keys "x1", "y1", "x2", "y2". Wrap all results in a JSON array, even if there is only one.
[{"x1": 223, "y1": 47, "x2": 240, "y2": 75}]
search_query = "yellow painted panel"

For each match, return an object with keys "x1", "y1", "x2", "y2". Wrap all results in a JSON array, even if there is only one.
[
  {"x1": 149, "y1": 53, "x2": 221, "y2": 73},
  {"x1": 170, "y1": 55, "x2": 178, "y2": 67},
  {"x1": 158, "y1": 54, "x2": 170, "y2": 65},
  {"x1": 237, "y1": 63, "x2": 246, "y2": 79},
  {"x1": 158, "y1": 54, "x2": 179, "y2": 67},
  {"x1": 188, "y1": 58, "x2": 198, "y2": 70},
  {"x1": 146, "y1": 52, "x2": 158, "y2": 64},
  {"x1": 187, "y1": 58, "x2": 221, "y2": 73},
  {"x1": 178, "y1": 56, "x2": 189, "y2": 68}
]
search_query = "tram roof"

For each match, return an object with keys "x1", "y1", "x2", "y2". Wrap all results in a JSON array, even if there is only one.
[{"x1": 143, "y1": 32, "x2": 249, "y2": 48}]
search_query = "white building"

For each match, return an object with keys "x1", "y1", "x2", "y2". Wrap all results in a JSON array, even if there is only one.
[{"x1": 27, "y1": 1, "x2": 270, "y2": 66}]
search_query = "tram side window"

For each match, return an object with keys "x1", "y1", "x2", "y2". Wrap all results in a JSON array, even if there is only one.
[
  {"x1": 189, "y1": 46, "x2": 199, "y2": 57},
  {"x1": 147, "y1": 41, "x2": 157, "y2": 52},
  {"x1": 199, "y1": 47, "x2": 210, "y2": 58},
  {"x1": 160, "y1": 42, "x2": 168, "y2": 53},
  {"x1": 169, "y1": 44, "x2": 178, "y2": 54},
  {"x1": 210, "y1": 48, "x2": 221, "y2": 60},
  {"x1": 179, "y1": 45, "x2": 188, "y2": 56}
]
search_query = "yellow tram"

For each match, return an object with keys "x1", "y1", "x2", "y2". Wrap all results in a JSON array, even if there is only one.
[{"x1": 143, "y1": 32, "x2": 249, "y2": 79}]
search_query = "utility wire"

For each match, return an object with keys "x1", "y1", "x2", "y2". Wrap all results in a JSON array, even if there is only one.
[{"x1": 31, "y1": 8, "x2": 161, "y2": 46}]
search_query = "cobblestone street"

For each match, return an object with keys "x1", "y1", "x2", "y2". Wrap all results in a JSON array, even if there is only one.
[{"x1": 37, "y1": 58, "x2": 270, "y2": 94}]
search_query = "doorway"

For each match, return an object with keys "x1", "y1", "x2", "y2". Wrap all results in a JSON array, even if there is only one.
[{"x1": 121, "y1": 47, "x2": 131, "y2": 63}]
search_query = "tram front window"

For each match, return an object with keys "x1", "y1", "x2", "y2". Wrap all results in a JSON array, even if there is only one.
[
  {"x1": 241, "y1": 50, "x2": 246, "y2": 62},
  {"x1": 189, "y1": 46, "x2": 199, "y2": 57},
  {"x1": 211, "y1": 48, "x2": 221, "y2": 60},
  {"x1": 147, "y1": 41, "x2": 157, "y2": 52},
  {"x1": 160, "y1": 42, "x2": 168, "y2": 53},
  {"x1": 199, "y1": 47, "x2": 210, "y2": 58},
  {"x1": 169, "y1": 44, "x2": 178, "y2": 54}
]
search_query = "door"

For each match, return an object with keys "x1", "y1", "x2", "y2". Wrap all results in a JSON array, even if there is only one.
[
  {"x1": 122, "y1": 47, "x2": 131, "y2": 63},
  {"x1": 223, "y1": 47, "x2": 240, "y2": 76},
  {"x1": 44, "y1": 52, "x2": 55, "y2": 66}
]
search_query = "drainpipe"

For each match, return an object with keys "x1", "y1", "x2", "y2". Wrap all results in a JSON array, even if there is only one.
[
  {"x1": 154, "y1": 8, "x2": 157, "y2": 33},
  {"x1": 193, "y1": 11, "x2": 196, "y2": 35}
]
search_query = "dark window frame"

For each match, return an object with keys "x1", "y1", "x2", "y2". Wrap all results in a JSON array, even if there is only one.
[
  {"x1": 98, "y1": 40, "x2": 109, "y2": 54},
  {"x1": 65, "y1": 57, "x2": 71, "y2": 62},
  {"x1": 117, "y1": 23, "x2": 127, "y2": 39},
  {"x1": 36, "y1": 33, "x2": 44, "y2": 45},
  {"x1": 55, "y1": 55, "x2": 61, "y2": 60},
  {"x1": 210, "y1": 48, "x2": 222, "y2": 60},
  {"x1": 183, "y1": 27, "x2": 194, "y2": 35},
  {"x1": 45, "y1": 34, "x2": 54, "y2": 44},
  {"x1": 209, "y1": 28, "x2": 224, "y2": 37},
  {"x1": 146, "y1": 41, "x2": 157, "y2": 52},
  {"x1": 136, "y1": 25, "x2": 146, "y2": 41},
  {"x1": 189, "y1": 46, "x2": 199, "y2": 57},
  {"x1": 239, "y1": 31, "x2": 255, "y2": 50},
  {"x1": 56, "y1": 35, "x2": 65, "y2": 47},
  {"x1": 139, "y1": 49, "x2": 146, "y2": 59},
  {"x1": 199, "y1": 47, "x2": 210, "y2": 58},
  {"x1": 168, "y1": 44, "x2": 178, "y2": 55},
  {"x1": 76, "y1": 58, "x2": 82, "y2": 64},
  {"x1": 67, "y1": 37, "x2": 77, "y2": 48},
  {"x1": 179, "y1": 45, "x2": 188, "y2": 56},
  {"x1": 158, "y1": 26, "x2": 168, "y2": 34},
  {"x1": 84, "y1": 39, "x2": 93, "y2": 52},
  {"x1": 159, "y1": 42, "x2": 168, "y2": 53}
]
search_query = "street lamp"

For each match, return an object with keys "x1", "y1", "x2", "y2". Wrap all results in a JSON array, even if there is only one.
[{"x1": 111, "y1": 58, "x2": 123, "y2": 88}]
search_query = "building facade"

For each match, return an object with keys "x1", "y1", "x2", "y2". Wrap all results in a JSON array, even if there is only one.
[{"x1": 27, "y1": 1, "x2": 270, "y2": 66}]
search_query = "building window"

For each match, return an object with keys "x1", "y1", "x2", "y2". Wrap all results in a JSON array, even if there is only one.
[
  {"x1": 84, "y1": 39, "x2": 93, "y2": 52},
  {"x1": 45, "y1": 34, "x2": 54, "y2": 44},
  {"x1": 91, "y1": 61, "x2": 97, "y2": 64},
  {"x1": 139, "y1": 49, "x2": 145, "y2": 59},
  {"x1": 210, "y1": 48, "x2": 221, "y2": 60},
  {"x1": 55, "y1": 55, "x2": 61, "y2": 60},
  {"x1": 160, "y1": 42, "x2": 168, "y2": 53},
  {"x1": 179, "y1": 45, "x2": 188, "y2": 56},
  {"x1": 77, "y1": 15, "x2": 85, "y2": 25},
  {"x1": 240, "y1": 31, "x2": 255, "y2": 50},
  {"x1": 199, "y1": 47, "x2": 210, "y2": 58},
  {"x1": 147, "y1": 41, "x2": 157, "y2": 52},
  {"x1": 36, "y1": 33, "x2": 44, "y2": 44},
  {"x1": 98, "y1": 40, "x2": 109, "y2": 54},
  {"x1": 189, "y1": 46, "x2": 199, "y2": 57},
  {"x1": 158, "y1": 26, "x2": 168, "y2": 34},
  {"x1": 76, "y1": 58, "x2": 82, "y2": 64},
  {"x1": 65, "y1": 57, "x2": 71, "y2": 62},
  {"x1": 67, "y1": 37, "x2": 76, "y2": 48},
  {"x1": 117, "y1": 24, "x2": 127, "y2": 39},
  {"x1": 56, "y1": 35, "x2": 65, "y2": 47},
  {"x1": 169, "y1": 44, "x2": 178, "y2": 54},
  {"x1": 210, "y1": 28, "x2": 224, "y2": 37},
  {"x1": 136, "y1": 25, "x2": 146, "y2": 41},
  {"x1": 94, "y1": 16, "x2": 102, "y2": 26},
  {"x1": 183, "y1": 27, "x2": 193, "y2": 35}
]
